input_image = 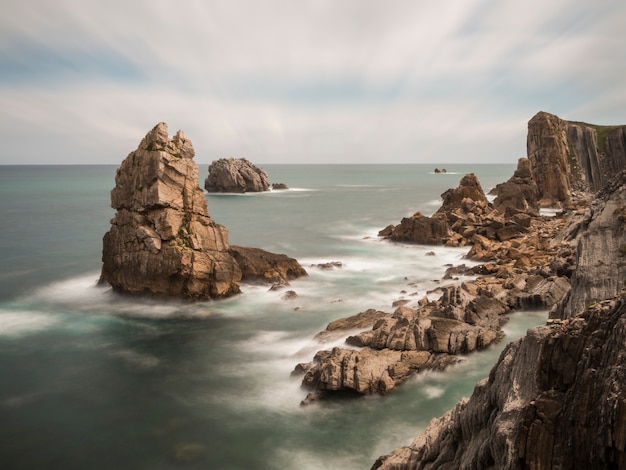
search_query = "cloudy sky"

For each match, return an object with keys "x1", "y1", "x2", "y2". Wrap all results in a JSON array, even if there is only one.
[{"x1": 1, "y1": 0, "x2": 625, "y2": 165}]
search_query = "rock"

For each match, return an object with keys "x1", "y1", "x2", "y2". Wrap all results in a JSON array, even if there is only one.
[
  {"x1": 553, "y1": 170, "x2": 626, "y2": 319},
  {"x1": 492, "y1": 157, "x2": 540, "y2": 217},
  {"x1": 373, "y1": 294, "x2": 626, "y2": 470},
  {"x1": 271, "y1": 183, "x2": 289, "y2": 190},
  {"x1": 281, "y1": 290, "x2": 298, "y2": 301},
  {"x1": 379, "y1": 211, "x2": 450, "y2": 245},
  {"x1": 527, "y1": 111, "x2": 626, "y2": 206},
  {"x1": 204, "y1": 157, "x2": 270, "y2": 193},
  {"x1": 100, "y1": 123, "x2": 242, "y2": 299},
  {"x1": 228, "y1": 245, "x2": 307, "y2": 284},
  {"x1": 435, "y1": 173, "x2": 489, "y2": 218},
  {"x1": 312, "y1": 261, "x2": 343, "y2": 270},
  {"x1": 434, "y1": 168, "x2": 447, "y2": 174}
]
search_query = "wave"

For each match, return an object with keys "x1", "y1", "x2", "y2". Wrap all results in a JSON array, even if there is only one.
[{"x1": 0, "y1": 308, "x2": 59, "y2": 337}]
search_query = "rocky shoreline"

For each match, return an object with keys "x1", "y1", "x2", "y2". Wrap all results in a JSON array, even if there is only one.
[{"x1": 289, "y1": 111, "x2": 626, "y2": 467}]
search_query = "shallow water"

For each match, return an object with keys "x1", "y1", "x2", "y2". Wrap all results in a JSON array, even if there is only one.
[{"x1": 0, "y1": 163, "x2": 549, "y2": 469}]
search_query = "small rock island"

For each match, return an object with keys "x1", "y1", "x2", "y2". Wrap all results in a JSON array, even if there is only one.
[
  {"x1": 100, "y1": 123, "x2": 306, "y2": 300},
  {"x1": 204, "y1": 157, "x2": 271, "y2": 193}
]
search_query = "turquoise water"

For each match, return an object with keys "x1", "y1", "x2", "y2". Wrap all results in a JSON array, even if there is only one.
[{"x1": 0, "y1": 163, "x2": 547, "y2": 469}]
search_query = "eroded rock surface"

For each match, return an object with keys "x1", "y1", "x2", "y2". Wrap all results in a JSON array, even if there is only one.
[
  {"x1": 373, "y1": 293, "x2": 626, "y2": 470},
  {"x1": 101, "y1": 123, "x2": 242, "y2": 299},
  {"x1": 204, "y1": 157, "x2": 270, "y2": 193},
  {"x1": 492, "y1": 157, "x2": 539, "y2": 217}
]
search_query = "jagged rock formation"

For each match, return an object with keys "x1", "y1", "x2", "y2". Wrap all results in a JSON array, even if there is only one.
[
  {"x1": 101, "y1": 124, "x2": 306, "y2": 299},
  {"x1": 380, "y1": 173, "x2": 533, "y2": 248},
  {"x1": 101, "y1": 123, "x2": 242, "y2": 299},
  {"x1": 372, "y1": 157, "x2": 626, "y2": 470},
  {"x1": 527, "y1": 111, "x2": 626, "y2": 207},
  {"x1": 492, "y1": 158, "x2": 539, "y2": 217},
  {"x1": 204, "y1": 157, "x2": 270, "y2": 193},
  {"x1": 553, "y1": 170, "x2": 626, "y2": 319},
  {"x1": 372, "y1": 293, "x2": 626, "y2": 470},
  {"x1": 297, "y1": 171, "x2": 573, "y2": 403}
]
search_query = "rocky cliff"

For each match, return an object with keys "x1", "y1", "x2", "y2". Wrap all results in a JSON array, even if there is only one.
[
  {"x1": 527, "y1": 111, "x2": 626, "y2": 206},
  {"x1": 101, "y1": 123, "x2": 306, "y2": 299},
  {"x1": 372, "y1": 160, "x2": 626, "y2": 470},
  {"x1": 204, "y1": 157, "x2": 270, "y2": 193},
  {"x1": 101, "y1": 123, "x2": 242, "y2": 299}
]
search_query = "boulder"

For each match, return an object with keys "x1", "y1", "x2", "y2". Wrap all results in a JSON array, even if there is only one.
[
  {"x1": 435, "y1": 173, "x2": 489, "y2": 218},
  {"x1": 204, "y1": 157, "x2": 270, "y2": 193},
  {"x1": 228, "y1": 245, "x2": 307, "y2": 284},
  {"x1": 379, "y1": 212, "x2": 450, "y2": 245},
  {"x1": 100, "y1": 123, "x2": 242, "y2": 299}
]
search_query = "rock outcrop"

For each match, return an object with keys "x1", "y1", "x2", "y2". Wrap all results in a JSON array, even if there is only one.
[
  {"x1": 204, "y1": 157, "x2": 270, "y2": 193},
  {"x1": 228, "y1": 245, "x2": 307, "y2": 284},
  {"x1": 298, "y1": 170, "x2": 574, "y2": 403},
  {"x1": 372, "y1": 149, "x2": 626, "y2": 470},
  {"x1": 101, "y1": 123, "x2": 242, "y2": 299},
  {"x1": 373, "y1": 293, "x2": 626, "y2": 470},
  {"x1": 492, "y1": 158, "x2": 539, "y2": 217},
  {"x1": 553, "y1": 170, "x2": 626, "y2": 319},
  {"x1": 527, "y1": 111, "x2": 626, "y2": 207},
  {"x1": 101, "y1": 124, "x2": 306, "y2": 299}
]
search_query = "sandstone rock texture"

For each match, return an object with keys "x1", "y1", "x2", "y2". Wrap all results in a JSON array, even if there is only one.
[
  {"x1": 371, "y1": 116, "x2": 626, "y2": 469},
  {"x1": 204, "y1": 157, "x2": 270, "y2": 193},
  {"x1": 373, "y1": 293, "x2": 626, "y2": 470},
  {"x1": 492, "y1": 158, "x2": 540, "y2": 217},
  {"x1": 553, "y1": 170, "x2": 626, "y2": 319},
  {"x1": 101, "y1": 123, "x2": 242, "y2": 299},
  {"x1": 527, "y1": 111, "x2": 626, "y2": 207},
  {"x1": 101, "y1": 124, "x2": 306, "y2": 299},
  {"x1": 299, "y1": 169, "x2": 574, "y2": 403}
]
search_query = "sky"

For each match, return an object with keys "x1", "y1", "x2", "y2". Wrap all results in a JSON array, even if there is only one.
[{"x1": 1, "y1": 0, "x2": 625, "y2": 165}]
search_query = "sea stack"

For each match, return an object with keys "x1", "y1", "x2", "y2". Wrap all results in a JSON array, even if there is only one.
[
  {"x1": 204, "y1": 157, "x2": 271, "y2": 193},
  {"x1": 100, "y1": 123, "x2": 242, "y2": 299}
]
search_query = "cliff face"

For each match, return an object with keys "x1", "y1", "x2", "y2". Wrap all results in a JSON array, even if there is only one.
[
  {"x1": 553, "y1": 171, "x2": 626, "y2": 319},
  {"x1": 527, "y1": 111, "x2": 626, "y2": 206},
  {"x1": 101, "y1": 123, "x2": 242, "y2": 299},
  {"x1": 372, "y1": 164, "x2": 626, "y2": 470}
]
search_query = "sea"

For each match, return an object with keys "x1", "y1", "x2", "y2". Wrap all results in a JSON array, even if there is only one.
[{"x1": 0, "y1": 163, "x2": 548, "y2": 469}]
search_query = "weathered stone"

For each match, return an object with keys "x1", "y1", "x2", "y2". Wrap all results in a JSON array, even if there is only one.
[
  {"x1": 228, "y1": 245, "x2": 307, "y2": 284},
  {"x1": 373, "y1": 294, "x2": 626, "y2": 470},
  {"x1": 380, "y1": 212, "x2": 450, "y2": 244},
  {"x1": 204, "y1": 157, "x2": 270, "y2": 193},
  {"x1": 101, "y1": 123, "x2": 242, "y2": 299},
  {"x1": 493, "y1": 157, "x2": 540, "y2": 217}
]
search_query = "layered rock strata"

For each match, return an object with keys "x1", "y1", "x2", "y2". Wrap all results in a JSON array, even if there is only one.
[
  {"x1": 527, "y1": 111, "x2": 626, "y2": 206},
  {"x1": 101, "y1": 123, "x2": 242, "y2": 299},
  {"x1": 296, "y1": 172, "x2": 573, "y2": 403},
  {"x1": 492, "y1": 157, "x2": 539, "y2": 217},
  {"x1": 204, "y1": 157, "x2": 270, "y2": 193},
  {"x1": 372, "y1": 146, "x2": 626, "y2": 469},
  {"x1": 101, "y1": 124, "x2": 306, "y2": 299}
]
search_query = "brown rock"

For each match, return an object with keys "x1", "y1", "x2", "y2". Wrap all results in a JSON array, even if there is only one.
[
  {"x1": 100, "y1": 123, "x2": 242, "y2": 299},
  {"x1": 228, "y1": 245, "x2": 307, "y2": 284},
  {"x1": 493, "y1": 157, "x2": 540, "y2": 217},
  {"x1": 204, "y1": 157, "x2": 270, "y2": 193}
]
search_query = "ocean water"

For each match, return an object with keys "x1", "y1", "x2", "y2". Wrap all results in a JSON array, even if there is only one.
[{"x1": 0, "y1": 163, "x2": 547, "y2": 469}]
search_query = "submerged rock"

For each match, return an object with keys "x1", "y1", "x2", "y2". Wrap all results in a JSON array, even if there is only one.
[
  {"x1": 100, "y1": 123, "x2": 242, "y2": 299},
  {"x1": 204, "y1": 157, "x2": 270, "y2": 193}
]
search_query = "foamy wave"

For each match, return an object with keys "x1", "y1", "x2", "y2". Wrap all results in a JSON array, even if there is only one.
[{"x1": 0, "y1": 309, "x2": 59, "y2": 336}]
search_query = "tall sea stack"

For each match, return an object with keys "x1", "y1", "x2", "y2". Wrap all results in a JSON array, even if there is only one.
[{"x1": 100, "y1": 123, "x2": 242, "y2": 299}]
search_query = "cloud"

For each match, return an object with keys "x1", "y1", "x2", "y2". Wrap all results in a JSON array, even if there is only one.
[{"x1": 0, "y1": 0, "x2": 624, "y2": 164}]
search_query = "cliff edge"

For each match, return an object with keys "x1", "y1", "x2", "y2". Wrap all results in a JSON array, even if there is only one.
[{"x1": 527, "y1": 111, "x2": 626, "y2": 207}]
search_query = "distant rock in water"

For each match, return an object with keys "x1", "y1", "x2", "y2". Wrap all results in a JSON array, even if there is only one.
[
  {"x1": 100, "y1": 123, "x2": 242, "y2": 299},
  {"x1": 271, "y1": 183, "x2": 289, "y2": 190},
  {"x1": 434, "y1": 168, "x2": 447, "y2": 174},
  {"x1": 204, "y1": 157, "x2": 270, "y2": 193},
  {"x1": 100, "y1": 124, "x2": 307, "y2": 300}
]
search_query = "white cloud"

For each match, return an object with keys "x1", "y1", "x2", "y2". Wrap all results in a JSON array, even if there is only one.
[{"x1": 0, "y1": 0, "x2": 625, "y2": 164}]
